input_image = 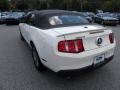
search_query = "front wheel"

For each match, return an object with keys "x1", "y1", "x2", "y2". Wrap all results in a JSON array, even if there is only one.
[{"x1": 32, "y1": 45, "x2": 46, "y2": 72}]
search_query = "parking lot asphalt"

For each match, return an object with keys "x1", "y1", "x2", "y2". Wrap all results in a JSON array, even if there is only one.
[{"x1": 0, "y1": 24, "x2": 120, "y2": 90}]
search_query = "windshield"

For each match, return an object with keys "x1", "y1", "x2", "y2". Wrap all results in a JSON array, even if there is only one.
[{"x1": 49, "y1": 15, "x2": 89, "y2": 26}]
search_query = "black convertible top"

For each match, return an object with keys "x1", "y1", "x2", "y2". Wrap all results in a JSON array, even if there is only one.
[
  {"x1": 27, "y1": 10, "x2": 90, "y2": 29},
  {"x1": 33, "y1": 10, "x2": 80, "y2": 16}
]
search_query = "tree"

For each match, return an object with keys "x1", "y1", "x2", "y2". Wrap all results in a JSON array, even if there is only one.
[
  {"x1": 3, "y1": 0, "x2": 120, "y2": 12},
  {"x1": 63, "y1": 0, "x2": 73, "y2": 10},
  {"x1": 102, "y1": 1, "x2": 113, "y2": 12},
  {"x1": 103, "y1": 0, "x2": 120, "y2": 12},
  {"x1": 0, "y1": 0, "x2": 10, "y2": 11},
  {"x1": 111, "y1": 0, "x2": 120, "y2": 12},
  {"x1": 82, "y1": 1, "x2": 98, "y2": 12},
  {"x1": 16, "y1": 0, "x2": 29, "y2": 10}
]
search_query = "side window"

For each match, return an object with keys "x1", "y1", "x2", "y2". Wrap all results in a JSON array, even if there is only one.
[{"x1": 26, "y1": 13, "x2": 35, "y2": 25}]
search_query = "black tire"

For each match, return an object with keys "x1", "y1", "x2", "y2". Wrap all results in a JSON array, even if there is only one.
[
  {"x1": 20, "y1": 31, "x2": 25, "y2": 41},
  {"x1": 32, "y1": 45, "x2": 46, "y2": 72}
]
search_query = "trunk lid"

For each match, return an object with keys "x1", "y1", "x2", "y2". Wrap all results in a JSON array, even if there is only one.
[{"x1": 52, "y1": 25, "x2": 112, "y2": 51}]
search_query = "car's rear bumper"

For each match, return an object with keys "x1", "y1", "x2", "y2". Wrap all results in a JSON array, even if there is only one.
[
  {"x1": 58, "y1": 55, "x2": 114, "y2": 73},
  {"x1": 43, "y1": 43, "x2": 115, "y2": 72}
]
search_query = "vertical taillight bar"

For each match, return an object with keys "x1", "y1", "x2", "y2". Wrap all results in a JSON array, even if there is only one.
[
  {"x1": 109, "y1": 33, "x2": 114, "y2": 44},
  {"x1": 58, "y1": 39, "x2": 84, "y2": 53}
]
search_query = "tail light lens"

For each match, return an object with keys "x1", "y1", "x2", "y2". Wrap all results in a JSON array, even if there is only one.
[
  {"x1": 109, "y1": 33, "x2": 114, "y2": 44},
  {"x1": 67, "y1": 40, "x2": 76, "y2": 53},
  {"x1": 58, "y1": 39, "x2": 84, "y2": 53},
  {"x1": 58, "y1": 41, "x2": 66, "y2": 52},
  {"x1": 76, "y1": 39, "x2": 85, "y2": 52}
]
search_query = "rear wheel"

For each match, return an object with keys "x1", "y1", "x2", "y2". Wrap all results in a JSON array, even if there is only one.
[{"x1": 32, "y1": 45, "x2": 46, "y2": 72}]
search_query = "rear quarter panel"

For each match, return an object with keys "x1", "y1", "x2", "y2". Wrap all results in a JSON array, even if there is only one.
[{"x1": 28, "y1": 26, "x2": 64, "y2": 67}]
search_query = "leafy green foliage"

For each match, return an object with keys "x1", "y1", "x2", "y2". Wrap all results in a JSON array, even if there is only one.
[
  {"x1": 0, "y1": 0, "x2": 120, "y2": 12},
  {"x1": 0, "y1": 0, "x2": 10, "y2": 11}
]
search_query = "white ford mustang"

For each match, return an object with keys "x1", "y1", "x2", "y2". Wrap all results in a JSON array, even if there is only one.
[{"x1": 19, "y1": 10, "x2": 116, "y2": 72}]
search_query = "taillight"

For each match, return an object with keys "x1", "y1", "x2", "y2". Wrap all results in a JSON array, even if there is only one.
[
  {"x1": 109, "y1": 33, "x2": 114, "y2": 44},
  {"x1": 76, "y1": 39, "x2": 84, "y2": 52},
  {"x1": 67, "y1": 40, "x2": 76, "y2": 53},
  {"x1": 58, "y1": 39, "x2": 84, "y2": 53}
]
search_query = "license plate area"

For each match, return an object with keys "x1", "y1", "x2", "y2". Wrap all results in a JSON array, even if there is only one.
[{"x1": 94, "y1": 54, "x2": 105, "y2": 65}]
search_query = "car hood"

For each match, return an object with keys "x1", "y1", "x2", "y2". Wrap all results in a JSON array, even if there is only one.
[
  {"x1": 102, "y1": 17, "x2": 118, "y2": 20},
  {"x1": 50, "y1": 25, "x2": 105, "y2": 36},
  {"x1": 6, "y1": 15, "x2": 20, "y2": 19}
]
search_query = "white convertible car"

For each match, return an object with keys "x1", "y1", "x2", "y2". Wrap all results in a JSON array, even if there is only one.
[{"x1": 19, "y1": 10, "x2": 116, "y2": 72}]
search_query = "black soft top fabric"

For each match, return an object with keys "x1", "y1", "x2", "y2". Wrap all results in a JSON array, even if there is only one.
[
  {"x1": 33, "y1": 10, "x2": 81, "y2": 16},
  {"x1": 31, "y1": 10, "x2": 90, "y2": 29}
]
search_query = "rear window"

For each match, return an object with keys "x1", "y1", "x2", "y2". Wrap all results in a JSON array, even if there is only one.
[{"x1": 49, "y1": 15, "x2": 89, "y2": 26}]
